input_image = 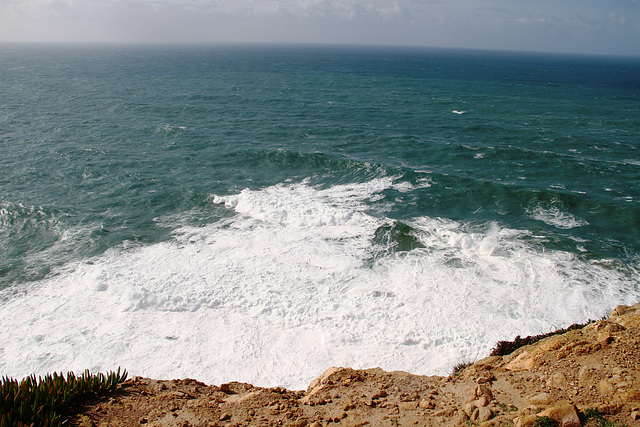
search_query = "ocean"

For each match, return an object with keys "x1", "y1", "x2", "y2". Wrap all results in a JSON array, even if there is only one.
[{"x1": 1, "y1": 44, "x2": 639, "y2": 389}]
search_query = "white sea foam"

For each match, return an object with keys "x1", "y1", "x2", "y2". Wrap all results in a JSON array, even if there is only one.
[
  {"x1": 155, "y1": 124, "x2": 187, "y2": 134},
  {"x1": 1, "y1": 180, "x2": 638, "y2": 389},
  {"x1": 416, "y1": 177, "x2": 433, "y2": 188},
  {"x1": 527, "y1": 202, "x2": 589, "y2": 229},
  {"x1": 392, "y1": 181, "x2": 415, "y2": 193}
]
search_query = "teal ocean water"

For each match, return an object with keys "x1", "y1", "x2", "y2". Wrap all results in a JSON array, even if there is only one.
[{"x1": 1, "y1": 44, "x2": 639, "y2": 388}]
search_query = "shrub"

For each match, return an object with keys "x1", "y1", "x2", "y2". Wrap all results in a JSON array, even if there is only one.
[
  {"x1": 533, "y1": 416, "x2": 557, "y2": 427},
  {"x1": 582, "y1": 408, "x2": 629, "y2": 427},
  {"x1": 450, "y1": 361, "x2": 474, "y2": 377},
  {"x1": 490, "y1": 320, "x2": 598, "y2": 357}
]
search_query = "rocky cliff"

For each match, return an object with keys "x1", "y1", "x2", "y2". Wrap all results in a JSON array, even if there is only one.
[{"x1": 69, "y1": 302, "x2": 640, "y2": 427}]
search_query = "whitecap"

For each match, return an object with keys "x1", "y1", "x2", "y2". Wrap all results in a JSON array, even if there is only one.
[
  {"x1": 392, "y1": 181, "x2": 415, "y2": 193},
  {"x1": 527, "y1": 202, "x2": 589, "y2": 229},
  {"x1": 416, "y1": 177, "x2": 433, "y2": 188}
]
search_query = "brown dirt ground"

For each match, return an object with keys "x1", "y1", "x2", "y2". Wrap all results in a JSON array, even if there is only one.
[{"x1": 66, "y1": 302, "x2": 640, "y2": 427}]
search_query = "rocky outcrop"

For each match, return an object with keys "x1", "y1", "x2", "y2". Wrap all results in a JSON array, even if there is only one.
[{"x1": 68, "y1": 303, "x2": 640, "y2": 427}]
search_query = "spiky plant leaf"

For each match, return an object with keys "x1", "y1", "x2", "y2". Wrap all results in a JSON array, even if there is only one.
[{"x1": 0, "y1": 368, "x2": 127, "y2": 427}]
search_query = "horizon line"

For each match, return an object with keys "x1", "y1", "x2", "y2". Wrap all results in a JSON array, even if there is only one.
[{"x1": 1, "y1": 40, "x2": 640, "y2": 60}]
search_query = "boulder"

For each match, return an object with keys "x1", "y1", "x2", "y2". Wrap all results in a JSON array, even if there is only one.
[
  {"x1": 547, "y1": 372, "x2": 567, "y2": 388},
  {"x1": 514, "y1": 415, "x2": 539, "y2": 427},
  {"x1": 302, "y1": 367, "x2": 348, "y2": 403},
  {"x1": 610, "y1": 304, "x2": 633, "y2": 317},
  {"x1": 527, "y1": 392, "x2": 553, "y2": 406},
  {"x1": 578, "y1": 366, "x2": 597, "y2": 387},
  {"x1": 455, "y1": 409, "x2": 470, "y2": 424},
  {"x1": 477, "y1": 407, "x2": 493, "y2": 423},
  {"x1": 537, "y1": 402, "x2": 581, "y2": 427},
  {"x1": 505, "y1": 352, "x2": 536, "y2": 371},
  {"x1": 596, "y1": 379, "x2": 614, "y2": 396},
  {"x1": 475, "y1": 384, "x2": 493, "y2": 400},
  {"x1": 398, "y1": 401, "x2": 419, "y2": 411}
]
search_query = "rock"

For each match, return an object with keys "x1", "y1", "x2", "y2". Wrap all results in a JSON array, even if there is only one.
[
  {"x1": 596, "y1": 403, "x2": 624, "y2": 415},
  {"x1": 302, "y1": 367, "x2": 347, "y2": 404},
  {"x1": 219, "y1": 413, "x2": 231, "y2": 421},
  {"x1": 434, "y1": 408, "x2": 455, "y2": 417},
  {"x1": 616, "y1": 390, "x2": 640, "y2": 402},
  {"x1": 597, "y1": 331, "x2": 614, "y2": 344},
  {"x1": 456, "y1": 409, "x2": 470, "y2": 424},
  {"x1": 631, "y1": 411, "x2": 640, "y2": 421},
  {"x1": 475, "y1": 356, "x2": 501, "y2": 368},
  {"x1": 475, "y1": 384, "x2": 493, "y2": 400},
  {"x1": 615, "y1": 302, "x2": 640, "y2": 327},
  {"x1": 505, "y1": 352, "x2": 536, "y2": 371},
  {"x1": 477, "y1": 407, "x2": 493, "y2": 423},
  {"x1": 527, "y1": 392, "x2": 553, "y2": 405},
  {"x1": 596, "y1": 379, "x2": 614, "y2": 396},
  {"x1": 306, "y1": 367, "x2": 344, "y2": 392},
  {"x1": 419, "y1": 399, "x2": 435, "y2": 410},
  {"x1": 476, "y1": 373, "x2": 495, "y2": 384},
  {"x1": 610, "y1": 304, "x2": 633, "y2": 317},
  {"x1": 219, "y1": 383, "x2": 232, "y2": 393},
  {"x1": 547, "y1": 372, "x2": 567, "y2": 388},
  {"x1": 375, "y1": 389, "x2": 388, "y2": 398},
  {"x1": 604, "y1": 323, "x2": 625, "y2": 333},
  {"x1": 398, "y1": 401, "x2": 419, "y2": 411},
  {"x1": 477, "y1": 395, "x2": 490, "y2": 407},
  {"x1": 514, "y1": 415, "x2": 539, "y2": 427},
  {"x1": 464, "y1": 403, "x2": 475, "y2": 417},
  {"x1": 333, "y1": 412, "x2": 347, "y2": 420},
  {"x1": 540, "y1": 334, "x2": 571, "y2": 352},
  {"x1": 538, "y1": 403, "x2": 581, "y2": 427},
  {"x1": 578, "y1": 366, "x2": 597, "y2": 386},
  {"x1": 471, "y1": 408, "x2": 480, "y2": 422}
]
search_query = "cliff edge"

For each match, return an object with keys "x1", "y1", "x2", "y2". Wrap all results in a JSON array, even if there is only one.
[{"x1": 69, "y1": 302, "x2": 640, "y2": 427}]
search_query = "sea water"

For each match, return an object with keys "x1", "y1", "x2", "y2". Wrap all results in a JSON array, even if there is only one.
[{"x1": 0, "y1": 44, "x2": 639, "y2": 389}]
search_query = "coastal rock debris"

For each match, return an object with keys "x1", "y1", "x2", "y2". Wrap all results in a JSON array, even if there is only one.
[{"x1": 67, "y1": 303, "x2": 640, "y2": 427}]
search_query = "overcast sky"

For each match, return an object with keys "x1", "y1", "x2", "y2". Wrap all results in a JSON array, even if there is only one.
[{"x1": 1, "y1": 0, "x2": 639, "y2": 56}]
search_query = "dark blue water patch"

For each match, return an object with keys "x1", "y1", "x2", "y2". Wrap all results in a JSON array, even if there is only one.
[
  {"x1": 0, "y1": 202, "x2": 73, "y2": 285},
  {"x1": 371, "y1": 221, "x2": 426, "y2": 259},
  {"x1": 110, "y1": 44, "x2": 639, "y2": 91},
  {"x1": 4, "y1": 44, "x2": 639, "y2": 98}
]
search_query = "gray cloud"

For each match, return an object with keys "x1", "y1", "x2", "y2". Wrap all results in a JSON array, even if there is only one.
[
  {"x1": 609, "y1": 11, "x2": 629, "y2": 25},
  {"x1": 0, "y1": 0, "x2": 638, "y2": 55}
]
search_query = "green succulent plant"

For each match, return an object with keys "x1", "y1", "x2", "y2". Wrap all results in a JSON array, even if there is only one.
[{"x1": 0, "y1": 368, "x2": 127, "y2": 427}]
